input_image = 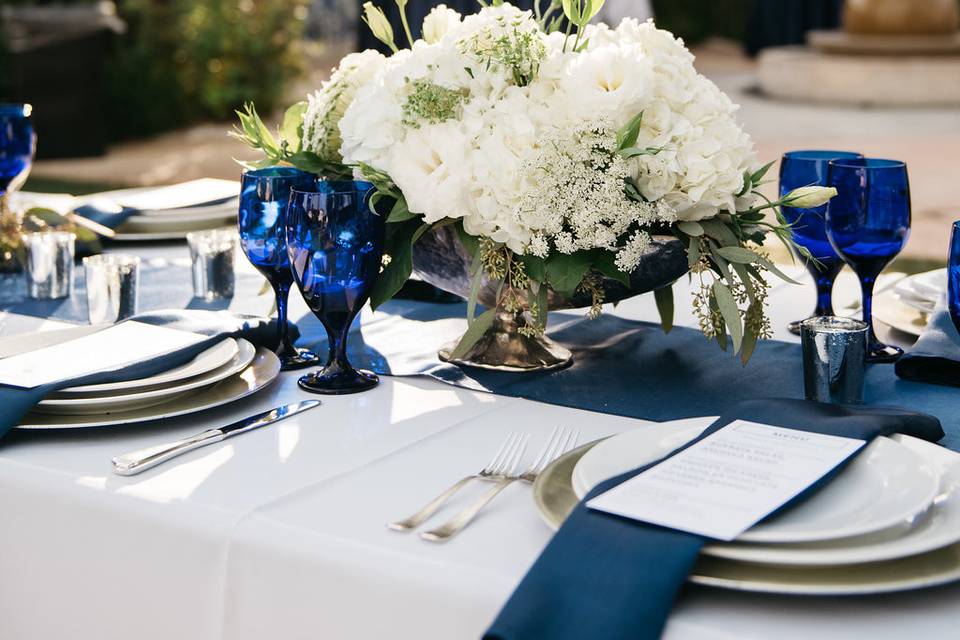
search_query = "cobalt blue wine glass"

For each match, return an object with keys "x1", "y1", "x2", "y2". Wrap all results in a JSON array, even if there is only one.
[
  {"x1": 286, "y1": 181, "x2": 384, "y2": 394},
  {"x1": 948, "y1": 221, "x2": 960, "y2": 338},
  {"x1": 0, "y1": 104, "x2": 36, "y2": 206},
  {"x1": 239, "y1": 167, "x2": 320, "y2": 370},
  {"x1": 826, "y1": 158, "x2": 911, "y2": 363},
  {"x1": 780, "y1": 150, "x2": 862, "y2": 335}
]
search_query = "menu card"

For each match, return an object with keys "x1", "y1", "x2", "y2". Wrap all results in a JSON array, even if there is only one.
[
  {"x1": 587, "y1": 420, "x2": 866, "y2": 541},
  {"x1": 0, "y1": 322, "x2": 207, "y2": 389}
]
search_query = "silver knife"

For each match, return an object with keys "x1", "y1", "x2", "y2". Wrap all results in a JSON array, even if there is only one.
[{"x1": 111, "y1": 400, "x2": 321, "y2": 476}]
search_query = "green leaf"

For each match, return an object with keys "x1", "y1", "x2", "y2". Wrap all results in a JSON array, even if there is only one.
[
  {"x1": 654, "y1": 285, "x2": 674, "y2": 334},
  {"x1": 589, "y1": 249, "x2": 630, "y2": 287},
  {"x1": 449, "y1": 308, "x2": 496, "y2": 360},
  {"x1": 519, "y1": 254, "x2": 547, "y2": 282},
  {"x1": 731, "y1": 262, "x2": 755, "y2": 303},
  {"x1": 676, "y1": 221, "x2": 703, "y2": 237},
  {"x1": 618, "y1": 146, "x2": 662, "y2": 160},
  {"x1": 616, "y1": 111, "x2": 644, "y2": 151},
  {"x1": 279, "y1": 101, "x2": 307, "y2": 154},
  {"x1": 286, "y1": 151, "x2": 327, "y2": 174},
  {"x1": 735, "y1": 170, "x2": 752, "y2": 197},
  {"x1": 387, "y1": 197, "x2": 418, "y2": 223},
  {"x1": 687, "y1": 236, "x2": 701, "y2": 270},
  {"x1": 545, "y1": 251, "x2": 593, "y2": 298},
  {"x1": 715, "y1": 246, "x2": 760, "y2": 264},
  {"x1": 741, "y1": 320, "x2": 759, "y2": 366},
  {"x1": 369, "y1": 219, "x2": 428, "y2": 310},
  {"x1": 712, "y1": 280, "x2": 743, "y2": 354},
  {"x1": 699, "y1": 219, "x2": 740, "y2": 246},
  {"x1": 750, "y1": 160, "x2": 775, "y2": 185}
]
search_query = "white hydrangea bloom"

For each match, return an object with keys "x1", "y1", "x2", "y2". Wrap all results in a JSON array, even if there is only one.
[
  {"x1": 422, "y1": 5, "x2": 462, "y2": 44},
  {"x1": 337, "y1": 5, "x2": 758, "y2": 260},
  {"x1": 301, "y1": 49, "x2": 386, "y2": 163}
]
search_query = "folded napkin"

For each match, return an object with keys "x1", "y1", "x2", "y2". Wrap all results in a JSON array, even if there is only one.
[
  {"x1": 895, "y1": 309, "x2": 960, "y2": 387},
  {"x1": 0, "y1": 310, "x2": 284, "y2": 439},
  {"x1": 486, "y1": 399, "x2": 943, "y2": 640},
  {"x1": 73, "y1": 193, "x2": 236, "y2": 230}
]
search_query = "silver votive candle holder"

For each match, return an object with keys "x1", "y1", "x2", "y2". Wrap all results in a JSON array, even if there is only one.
[
  {"x1": 83, "y1": 254, "x2": 140, "y2": 324},
  {"x1": 187, "y1": 229, "x2": 236, "y2": 301},
  {"x1": 801, "y1": 316, "x2": 869, "y2": 405},
  {"x1": 23, "y1": 230, "x2": 75, "y2": 299}
]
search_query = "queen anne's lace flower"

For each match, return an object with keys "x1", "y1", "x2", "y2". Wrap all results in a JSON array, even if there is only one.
[{"x1": 336, "y1": 5, "x2": 758, "y2": 262}]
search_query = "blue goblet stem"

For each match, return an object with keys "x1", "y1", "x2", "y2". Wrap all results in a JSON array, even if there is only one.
[
  {"x1": 271, "y1": 274, "x2": 297, "y2": 360},
  {"x1": 811, "y1": 259, "x2": 843, "y2": 317}
]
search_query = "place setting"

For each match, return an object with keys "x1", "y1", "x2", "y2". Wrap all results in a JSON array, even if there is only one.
[{"x1": 4, "y1": 1, "x2": 960, "y2": 639}]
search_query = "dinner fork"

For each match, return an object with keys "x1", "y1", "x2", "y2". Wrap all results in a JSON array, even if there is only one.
[
  {"x1": 387, "y1": 432, "x2": 530, "y2": 532},
  {"x1": 420, "y1": 426, "x2": 580, "y2": 542}
]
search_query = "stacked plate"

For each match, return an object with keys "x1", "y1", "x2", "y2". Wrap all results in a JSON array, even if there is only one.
[
  {"x1": 10, "y1": 329, "x2": 281, "y2": 429},
  {"x1": 98, "y1": 179, "x2": 240, "y2": 240},
  {"x1": 534, "y1": 416, "x2": 960, "y2": 595},
  {"x1": 875, "y1": 268, "x2": 947, "y2": 337}
]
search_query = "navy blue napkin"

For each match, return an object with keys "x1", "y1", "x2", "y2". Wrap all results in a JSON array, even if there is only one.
[
  {"x1": 73, "y1": 194, "x2": 236, "y2": 230},
  {"x1": 895, "y1": 309, "x2": 960, "y2": 387},
  {"x1": 0, "y1": 310, "x2": 284, "y2": 439},
  {"x1": 485, "y1": 399, "x2": 943, "y2": 640}
]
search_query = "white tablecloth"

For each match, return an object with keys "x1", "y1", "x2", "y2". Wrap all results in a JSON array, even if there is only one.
[{"x1": 1, "y1": 256, "x2": 958, "y2": 640}]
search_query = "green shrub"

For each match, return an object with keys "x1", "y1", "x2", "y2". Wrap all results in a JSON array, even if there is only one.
[{"x1": 107, "y1": 0, "x2": 308, "y2": 139}]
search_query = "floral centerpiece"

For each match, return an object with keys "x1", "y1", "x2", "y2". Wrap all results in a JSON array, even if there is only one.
[{"x1": 235, "y1": 0, "x2": 834, "y2": 370}]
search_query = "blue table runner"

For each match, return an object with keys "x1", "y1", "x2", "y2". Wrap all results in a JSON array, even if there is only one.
[{"x1": 295, "y1": 299, "x2": 960, "y2": 451}]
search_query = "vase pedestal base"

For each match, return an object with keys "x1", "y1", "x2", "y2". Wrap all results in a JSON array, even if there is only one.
[{"x1": 438, "y1": 311, "x2": 573, "y2": 373}]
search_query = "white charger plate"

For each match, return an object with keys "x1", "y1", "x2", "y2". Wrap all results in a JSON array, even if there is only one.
[
  {"x1": 874, "y1": 288, "x2": 929, "y2": 337},
  {"x1": 17, "y1": 347, "x2": 280, "y2": 429},
  {"x1": 56, "y1": 337, "x2": 239, "y2": 395},
  {"x1": 533, "y1": 432, "x2": 960, "y2": 595},
  {"x1": 572, "y1": 419, "x2": 939, "y2": 544},
  {"x1": 704, "y1": 435, "x2": 960, "y2": 566},
  {"x1": 35, "y1": 339, "x2": 256, "y2": 415}
]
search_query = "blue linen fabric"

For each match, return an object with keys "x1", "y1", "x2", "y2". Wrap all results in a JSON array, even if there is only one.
[
  {"x1": 0, "y1": 310, "x2": 282, "y2": 439},
  {"x1": 484, "y1": 399, "x2": 943, "y2": 640},
  {"x1": 895, "y1": 310, "x2": 960, "y2": 388},
  {"x1": 294, "y1": 300, "x2": 960, "y2": 450}
]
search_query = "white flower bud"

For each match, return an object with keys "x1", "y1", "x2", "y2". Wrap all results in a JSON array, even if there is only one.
[
  {"x1": 783, "y1": 186, "x2": 838, "y2": 208},
  {"x1": 362, "y1": 2, "x2": 396, "y2": 50}
]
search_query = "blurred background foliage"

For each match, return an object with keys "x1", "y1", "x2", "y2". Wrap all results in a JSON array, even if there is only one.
[
  {"x1": 106, "y1": 0, "x2": 309, "y2": 139},
  {"x1": 651, "y1": 0, "x2": 751, "y2": 45}
]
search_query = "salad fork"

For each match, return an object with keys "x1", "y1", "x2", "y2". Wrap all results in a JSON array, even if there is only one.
[
  {"x1": 388, "y1": 432, "x2": 529, "y2": 532},
  {"x1": 420, "y1": 426, "x2": 579, "y2": 542}
]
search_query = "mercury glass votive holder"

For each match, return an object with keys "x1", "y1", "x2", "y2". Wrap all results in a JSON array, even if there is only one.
[
  {"x1": 84, "y1": 254, "x2": 140, "y2": 324},
  {"x1": 801, "y1": 316, "x2": 869, "y2": 405},
  {"x1": 23, "y1": 230, "x2": 75, "y2": 299},
  {"x1": 187, "y1": 229, "x2": 236, "y2": 301}
]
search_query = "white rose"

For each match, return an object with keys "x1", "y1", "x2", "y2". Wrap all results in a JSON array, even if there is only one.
[{"x1": 422, "y1": 5, "x2": 462, "y2": 44}]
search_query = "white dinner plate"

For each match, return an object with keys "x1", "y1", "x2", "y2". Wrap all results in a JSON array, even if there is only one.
[
  {"x1": 703, "y1": 435, "x2": 960, "y2": 566},
  {"x1": 55, "y1": 337, "x2": 239, "y2": 395},
  {"x1": 573, "y1": 419, "x2": 940, "y2": 544},
  {"x1": 534, "y1": 436, "x2": 960, "y2": 595},
  {"x1": 136, "y1": 199, "x2": 239, "y2": 220},
  {"x1": 117, "y1": 214, "x2": 235, "y2": 234},
  {"x1": 17, "y1": 347, "x2": 280, "y2": 429},
  {"x1": 112, "y1": 227, "x2": 232, "y2": 241},
  {"x1": 874, "y1": 288, "x2": 929, "y2": 337},
  {"x1": 35, "y1": 339, "x2": 256, "y2": 415}
]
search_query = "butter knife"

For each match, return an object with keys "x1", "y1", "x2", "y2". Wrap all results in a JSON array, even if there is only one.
[{"x1": 111, "y1": 400, "x2": 321, "y2": 476}]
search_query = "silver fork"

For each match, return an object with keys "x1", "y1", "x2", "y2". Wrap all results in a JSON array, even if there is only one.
[
  {"x1": 387, "y1": 432, "x2": 529, "y2": 532},
  {"x1": 420, "y1": 426, "x2": 579, "y2": 542}
]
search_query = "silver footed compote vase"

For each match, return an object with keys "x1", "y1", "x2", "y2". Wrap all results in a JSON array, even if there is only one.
[{"x1": 410, "y1": 225, "x2": 690, "y2": 372}]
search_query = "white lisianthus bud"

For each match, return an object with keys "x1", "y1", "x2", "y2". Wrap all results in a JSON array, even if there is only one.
[
  {"x1": 362, "y1": 2, "x2": 396, "y2": 51},
  {"x1": 783, "y1": 186, "x2": 838, "y2": 208},
  {"x1": 422, "y1": 5, "x2": 462, "y2": 45}
]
